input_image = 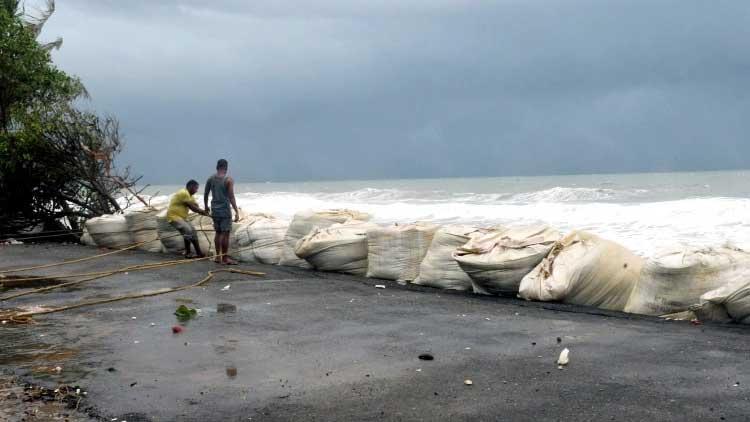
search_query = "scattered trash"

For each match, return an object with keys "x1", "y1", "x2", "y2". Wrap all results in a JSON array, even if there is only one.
[
  {"x1": 557, "y1": 337, "x2": 562, "y2": 344},
  {"x1": 172, "y1": 326, "x2": 183, "y2": 334},
  {"x1": 733, "y1": 382, "x2": 740, "y2": 387},
  {"x1": 54, "y1": 366, "x2": 62, "y2": 373},
  {"x1": 133, "y1": 340, "x2": 140, "y2": 344},
  {"x1": 174, "y1": 305, "x2": 197, "y2": 321},
  {"x1": 464, "y1": 379, "x2": 473, "y2": 386},
  {"x1": 465, "y1": 347, "x2": 471, "y2": 350},
  {"x1": 150, "y1": 322, "x2": 156, "y2": 327},
  {"x1": 1, "y1": 320, "x2": 7, "y2": 324},
  {"x1": 418, "y1": 353, "x2": 434, "y2": 361},
  {"x1": 375, "y1": 285, "x2": 386, "y2": 289},
  {"x1": 416, "y1": 368, "x2": 422, "y2": 372},
  {"x1": 221, "y1": 284, "x2": 231, "y2": 291},
  {"x1": 485, "y1": 317, "x2": 491, "y2": 321},
  {"x1": 131, "y1": 316, "x2": 137, "y2": 320},
  {"x1": 557, "y1": 348, "x2": 570, "y2": 369},
  {"x1": 690, "y1": 319, "x2": 703, "y2": 326}
]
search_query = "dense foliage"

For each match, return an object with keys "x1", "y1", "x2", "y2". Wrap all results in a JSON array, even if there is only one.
[{"x1": 0, "y1": 2, "x2": 138, "y2": 237}]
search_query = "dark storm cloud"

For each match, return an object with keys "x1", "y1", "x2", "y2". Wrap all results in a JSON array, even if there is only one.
[{"x1": 41, "y1": 0, "x2": 750, "y2": 182}]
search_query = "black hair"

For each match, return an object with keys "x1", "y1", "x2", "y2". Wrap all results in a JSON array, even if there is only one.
[
  {"x1": 186, "y1": 179, "x2": 199, "y2": 189},
  {"x1": 216, "y1": 159, "x2": 228, "y2": 170}
]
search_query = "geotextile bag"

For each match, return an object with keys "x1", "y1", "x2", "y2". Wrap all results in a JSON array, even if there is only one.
[
  {"x1": 518, "y1": 231, "x2": 643, "y2": 311},
  {"x1": 295, "y1": 220, "x2": 379, "y2": 275},
  {"x1": 453, "y1": 225, "x2": 561, "y2": 295},
  {"x1": 366, "y1": 223, "x2": 439, "y2": 281},
  {"x1": 412, "y1": 225, "x2": 490, "y2": 291}
]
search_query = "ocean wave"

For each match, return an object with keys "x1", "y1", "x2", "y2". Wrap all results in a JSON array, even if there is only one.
[{"x1": 508, "y1": 187, "x2": 648, "y2": 203}]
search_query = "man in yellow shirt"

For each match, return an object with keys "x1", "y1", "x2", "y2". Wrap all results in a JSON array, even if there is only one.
[{"x1": 167, "y1": 180, "x2": 210, "y2": 259}]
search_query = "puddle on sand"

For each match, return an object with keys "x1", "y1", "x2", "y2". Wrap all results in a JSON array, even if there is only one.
[
  {"x1": 0, "y1": 274, "x2": 65, "y2": 289},
  {"x1": 217, "y1": 303, "x2": 237, "y2": 313}
]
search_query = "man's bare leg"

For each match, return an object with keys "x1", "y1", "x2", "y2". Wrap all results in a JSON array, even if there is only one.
[
  {"x1": 221, "y1": 232, "x2": 236, "y2": 264},
  {"x1": 183, "y1": 238, "x2": 193, "y2": 258},
  {"x1": 191, "y1": 238, "x2": 205, "y2": 258},
  {"x1": 213, "y1": 233, "x2": 222, "y2": 263}
]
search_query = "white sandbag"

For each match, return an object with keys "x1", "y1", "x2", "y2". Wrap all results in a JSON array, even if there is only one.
[
  {"x1": 125, "y1": 208, "x2": 163, "y2": 253},
  {"x1": 278, "y1": 209, "x2": 371, "y2": 268},
  {"x1": 696, "y1": 272, "x2": 750, "y2": 324},
  {"x1": 453, "y1": 225, "x2": 561, "y2": 296},
  {"x1": 412, "y1": 225, "x2": 491, "y2": 291},
  {"x1": 80, "y1": 227, "x2": 96, "y2": 247},
  {"x1": 518, "y1": 231, "x2": 643, "y2": 311},
  {"x1": 624, "y1": 246, "x2": 750, "y2": 316},
  {"x1": 245, "y1": 218, "x2": 289, "y2": 264},
  {"x1": 295, "y1": 220, "x2": 379, "y2": 275},
  {"x1": 366, "y1": 223, "x2": 439, "y2": 281},
  {"x1": 231, "y1": 213, "x2": 276, "y2": 263},
  {"x1": 85, "y1": 214, "x2": 133, "y2": 249},
  {"x1": 124, "y1": 208, "x2": 159, "y2": 232},
  {"x1": 157, "y1": 209, "x2": 183, "y2": 253},
  {"x1": 157, "y1": 210, "x2": 216, "y2": 255}
]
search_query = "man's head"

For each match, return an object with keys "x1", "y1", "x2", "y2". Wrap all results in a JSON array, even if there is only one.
[
  {"x1": 186, "y1": 179, "x2": 199, "y2": 195},
  {"x1": 216, "y1": 159, "x2": 228, "y2": 172}
]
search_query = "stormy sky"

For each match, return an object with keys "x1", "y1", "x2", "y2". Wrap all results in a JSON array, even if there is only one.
[{"x1": 41, "y1": 1, "x2": 750, "y2": 183}]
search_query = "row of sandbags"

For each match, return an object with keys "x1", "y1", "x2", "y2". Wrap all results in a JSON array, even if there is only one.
[{"x1": 81, "y1": 207, "x2": 750, "y2": 325}]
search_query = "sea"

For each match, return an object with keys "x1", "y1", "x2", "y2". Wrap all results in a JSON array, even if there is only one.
[{"x1": 143, "y1": 170, "x2": 750, "y2": 257}]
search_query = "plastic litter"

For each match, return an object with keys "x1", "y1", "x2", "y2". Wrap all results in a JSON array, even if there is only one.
[
  {"x1": 375, "y1": 284, "x2": 386, "y2": 289},
  {"x1": 557, "y1": 348, "x2": 570, "y2": 369},
  {"x1": 464, "y1": 379, "x2": 473, "y2": 386}
]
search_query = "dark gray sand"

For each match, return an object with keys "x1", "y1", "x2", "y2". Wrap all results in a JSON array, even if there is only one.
[{"x1": 1, "y1": 244, "x2": 748, "y2": 421}]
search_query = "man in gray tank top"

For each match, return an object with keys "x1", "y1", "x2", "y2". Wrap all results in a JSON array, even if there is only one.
[{"x1": 204, "y1": 159, "x2": 240, "y2": 264}]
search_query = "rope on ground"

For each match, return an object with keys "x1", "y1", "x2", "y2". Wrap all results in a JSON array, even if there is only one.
[
  {"x1": 0, "y1": 233, "x2": 183, "y2": 274},
  {"x1": 0, "y1": 231, "x2": 85, "y2": 242},
  {"x1": 0, "y1": 244, "x2": 257, "y2": 301},
  {"x1": 0, "y1": 268, "x2": 265, "y2": 324}
]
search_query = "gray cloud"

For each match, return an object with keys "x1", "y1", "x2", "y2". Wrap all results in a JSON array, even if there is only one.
[{"x1": 39, "y1": 0, "x2": 750, "y2": 183}]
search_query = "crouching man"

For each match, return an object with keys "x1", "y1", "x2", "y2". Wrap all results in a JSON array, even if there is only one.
[{"x1": 167, "y1": 179, "x2": 211, "y2": 259}]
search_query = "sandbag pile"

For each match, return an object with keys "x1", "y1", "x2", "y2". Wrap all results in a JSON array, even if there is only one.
[
  {"x1": 232, "y1": 213, "x2": 279, "y2": 263},
  {"x1": 157, "y1": 211, "x2": 216, "y2": 255},
  {"x1": 412, "y1": 225, "x2": 491, "y2": 291},
  {"x1": 696, "y1": 275, "x2": 750, "y2": 324},
  {"x1": 366, "y1": 223, "x2": 439, "y2": 281},
  {"x1": 124, "y1": 208, "x2": 163, "y2": 253},
  {"x1": 518, "y1": 231, "x2": 643, "y2": 311},
  {"x1": 624, "y1": 246, "x2": 750, "y2": 316},
  {"x1": 85, "y1": 214, "x2": 133, "y2": 249},
  {"x1": 279, "y1": 209, "x2": 371, "y2": 268},
  {"x1": 79, "y1": 227, "x2": 96, "y2": 246},
  {"x1": 295, "y1": 220, "x2": 379, "y2": 275},
  {"x1": 454, "y1": 225, "x2": 560, "y2": 296}
]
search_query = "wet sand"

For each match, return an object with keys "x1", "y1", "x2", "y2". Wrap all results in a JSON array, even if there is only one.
[{"x1": 1, "y1": 243, "x2": 749, "y2": 421}]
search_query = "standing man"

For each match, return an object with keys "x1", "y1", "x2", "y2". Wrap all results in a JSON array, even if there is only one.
[
  {"x1": 167, "y1": 180, "x2": 210, "y2": 259},
  {"x1": 204, "y1": 159, "x2": 240, "y2": 264}
]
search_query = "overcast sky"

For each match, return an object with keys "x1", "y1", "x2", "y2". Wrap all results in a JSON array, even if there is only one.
[{"x1": 40, "y1": 0, "x2": 750, "y2": 183}]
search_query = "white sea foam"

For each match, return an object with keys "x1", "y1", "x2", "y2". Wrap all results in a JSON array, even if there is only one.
[{"x1": 142, "y1": 180, "x2": 750, "y2": 257}]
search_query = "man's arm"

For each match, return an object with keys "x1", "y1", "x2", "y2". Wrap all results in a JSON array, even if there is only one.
[
  {"x1": 226, "y1": 177, "x2": 240, "y2": 222},
  {"x1": 187, "y1": 202, "x2": 209, "y2": 216},
  {"x1": 203, "y1": 179, "x2": 211, "y2": 214}
]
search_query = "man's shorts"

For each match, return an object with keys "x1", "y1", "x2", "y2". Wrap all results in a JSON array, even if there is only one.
[
  {"x1": 169, "y1": 218, "x2": 196, "y2": 241},
  {"x1": 212, "y1": 215, "x2": 233, "y2": 233}
]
